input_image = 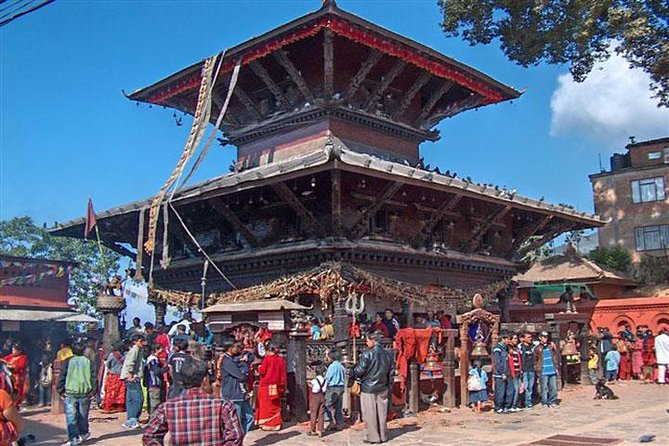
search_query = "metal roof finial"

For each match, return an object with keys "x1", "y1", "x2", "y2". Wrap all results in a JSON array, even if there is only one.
[{"x1": 321, "y1": 0, "x2": 338, "y2": 10}]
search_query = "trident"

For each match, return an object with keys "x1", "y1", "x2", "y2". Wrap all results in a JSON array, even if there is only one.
[{"x1": 345, "y1": 292, "x2": 365, "y2": 362}]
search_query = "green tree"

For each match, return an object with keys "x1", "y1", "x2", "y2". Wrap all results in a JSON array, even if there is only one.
[
  {"x1": 587, "y1": 245, "x2": 632, "y2": 272},
  {"x1": 0, "y1": 216, "x2": 122, "y2": 318},
  {"x1": 438, "y1": 0, "x2": 669, "y2": 106}
]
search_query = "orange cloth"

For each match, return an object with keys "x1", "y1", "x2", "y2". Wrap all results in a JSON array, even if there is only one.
[
  {"x1": 0, "y1": 389, "x2": 17, "y2": 446},
  {"x1": 413, "y1": 328, "x2": 440, "y2": 364}
]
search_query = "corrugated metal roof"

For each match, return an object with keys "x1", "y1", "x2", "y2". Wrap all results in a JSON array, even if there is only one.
[
  {"x1": 0, "y1": 309, "x2": 97, "y2": 323},
  {"x1": 202, "y1": 299, "x2": 310, "y2": 313}
]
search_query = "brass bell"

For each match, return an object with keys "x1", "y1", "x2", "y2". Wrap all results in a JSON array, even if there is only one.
[
  {"x1": 424, "y1": 353, "x2": 441, "y2": 371},
  {"x1": 470, "y1": 341, "x2": 489, "y2": 358},
  {"x1": 562, "y1": 342, "x2": 578, "y2": 356}
]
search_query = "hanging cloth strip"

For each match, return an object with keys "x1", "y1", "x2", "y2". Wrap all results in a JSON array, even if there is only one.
[
  {"x1": 160, "y1": 202, "x2": 171, "y2": 268},
  {"x1": 145, "y1": 55, "x2": 242, "y2": 289},
  {"x1": 134, "y1": 207, "x2": 146, "y2": 281},
  {"x1": 143, "y1": 55, "x2": 217, "y2": 254},
  {"x1": 178, "y1": 59, "x2": 241, "y2": 189}
]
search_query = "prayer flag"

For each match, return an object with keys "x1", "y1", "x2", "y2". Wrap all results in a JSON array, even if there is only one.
[{"x1": 84, "y1": 198, "x2": 97, "y2": 239}]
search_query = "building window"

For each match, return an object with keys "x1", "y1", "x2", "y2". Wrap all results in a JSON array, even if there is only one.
[
  {"x1": 648, "y1": 151, "x2": 662, "y2": 160},
  {"x1": 635, "y1": 225, "x2": 669, "y2": 251},
  {"x1": 631, "y1": 177, "x2": 665, "y2": 203}
]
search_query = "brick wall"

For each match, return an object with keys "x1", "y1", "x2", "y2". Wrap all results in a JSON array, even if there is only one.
[
  {"x1": 591, "y1": 164, "x2": 669, "y2": 262},
  {"x1": 629, "y1": 139, "x2": 669, "y2": 169}
]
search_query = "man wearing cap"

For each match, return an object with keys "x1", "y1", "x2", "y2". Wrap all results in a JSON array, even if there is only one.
[
  {"x1": 492, "y1": 331, "x2": 514, "y2": 414},
  {"x1": 121, "y1": 333, "x2": 147, "y2": 429},
  {"x1": 352, "y1": 332, "x2": 394, "y2": 444},
  {"x1": 533, "y1": 331, "x2": 560, "y2": 408}
]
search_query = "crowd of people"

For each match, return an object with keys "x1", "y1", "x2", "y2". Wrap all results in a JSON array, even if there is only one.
[
  {"x1": 0, "y1": 309, "x2": 667, "y2": 446},
  {"x1": 467, "y1": 326, "x2": 669, "y2": 416}
]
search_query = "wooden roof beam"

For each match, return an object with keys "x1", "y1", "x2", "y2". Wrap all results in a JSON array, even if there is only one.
[
  {"x1": 273, "y1": 49, "x2": 315, "y2": 104},
  {"x1": 249, "y1": 60, "x2": 285, "y2": 108},
  {"x1": 212, "y1": 91, "x2": 240, "y2": 126},
  {"x1": 417, "y1": 193, "x2": 462, "y2": 245},
  {"x1": 345, "y1": 49, "x2": 382, "y2": 100},
  {"x1": 514, "y1": 220, "x2": 571, "y2": 261},
  {"x1": 233, "y1": 87, "x2": 262, "y2": 120},
  {"x1": 463, "y1": 205, "x2": 512, "y2": 253},
  {"x1": 364, "y1": 59, "x2": 407, "y2": 109},
  {"x1": 165, "y1": 211, "x2": 201, "y2": 257},
  {"x1": 393, "y1": 71, "x2": 431, "y2": 120},
  {"x1": 271, "y1": 182, "x2": 326, "y2": 237},
  {"x1": 415, "y1": 80, "x2": 454, "y2": 126},
  {"x1": 424, "y1": 94, "x2": 484, "y2": 128},
  {"x1": 510, "y1": 215, "x2": 553, "y2": 252},
  {"x1": 323, "y1": 28, "x2": 334, "y2": 100},
  {"x1": 208, "y1": 198, "x2": 259, "y2": 248},
  {"x1": 351, "y1": 181, "x2": 403, "y2": 237}
]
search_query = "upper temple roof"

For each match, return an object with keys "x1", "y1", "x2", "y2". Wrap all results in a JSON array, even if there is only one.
[{"x1": 127, "y1": 1, "x2": 521, "y2": 147}]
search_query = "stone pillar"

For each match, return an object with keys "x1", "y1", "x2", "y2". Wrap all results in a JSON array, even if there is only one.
[
  {"x1": 333, "y1": 298, "x2": 349, "y2": 344},
  {"x1": 442, "y1": 329, "x2": 457, "y2": 408},
  {"x1": 289, "y1": 331, "x2": 309, "y2": 422},
  {"x1": 408, "y1": 362, "x2": 419, "y2": 414},
  {"x1": 97, "y1": 293, "x2": 126, "y2": 356}
]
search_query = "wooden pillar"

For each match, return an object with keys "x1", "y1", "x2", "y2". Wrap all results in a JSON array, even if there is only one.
[
  {"x1": 290, "y1": 332, "x2": 309, "y2": 422},
  {"x1": 459, "y1": 323, "x2": 470, "y2": 407},
  {"x1": 154, "y1": 301, "x2": 167, "y2": 328},
  {"x1": 578, "y1": 323, "x2": 591, "y2": 385},
  {"x1": 51, "y1": 359, "x2": 64, "y2": 415},
  {"x1": 331, "y1": 169, "x2": 342, "y2": 237},
  {"x1": 442, "y1": 329, "x2": 457, "y2": 407},
  {"x1": 408, "y1": 361, "x2": 419, "y2": 414}
]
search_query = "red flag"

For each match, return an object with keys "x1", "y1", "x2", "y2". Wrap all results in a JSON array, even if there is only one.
[{"x1": 84, "y1": 198, "x2": 97, "y2": 239}]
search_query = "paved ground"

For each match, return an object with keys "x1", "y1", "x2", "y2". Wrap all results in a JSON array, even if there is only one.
[{"x1": 22, "y1": 381, "x2": 669, "y2": 446}]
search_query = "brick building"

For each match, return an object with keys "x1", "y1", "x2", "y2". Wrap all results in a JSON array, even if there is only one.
[{"x1": 590, "y1": 137, "x2": 669, "y2": 262}]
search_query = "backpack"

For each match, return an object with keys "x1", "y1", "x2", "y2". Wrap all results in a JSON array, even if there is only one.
[
  {"x1": 467, "y1": 370, "x2": 483, "y2": 391},
  {"x1": 313, "y1": 376, "x2": 326, "y2": 394},
  {"x1": 65, "y1": 356, "x2": 93, "y2": 396},
  {"x1": 40, "y1": 363, "x2": 53, "y2": 388}
]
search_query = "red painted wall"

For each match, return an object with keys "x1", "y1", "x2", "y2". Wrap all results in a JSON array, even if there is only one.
[{"x1": 0, "y1": 260, "x2": 71, "y2": 309}]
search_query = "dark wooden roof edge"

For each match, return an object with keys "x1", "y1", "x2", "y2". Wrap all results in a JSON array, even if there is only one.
[
  {"x1": 126, "y1": 2, "x2": 520, "y2": 104},
  {"x1": 50, "y1": 142, "x2": 605, "y2": 237},
  {"x1": 515, "y1": 276, "x2": 638, "y2": 287},
  {"x1": 0, "y1": 254, "x2": 78, "y2": 267}
]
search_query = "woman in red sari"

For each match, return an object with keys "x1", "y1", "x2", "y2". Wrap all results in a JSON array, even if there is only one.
[
  {"x1": 1, "y1": 344, "x2": 28, "y2": 410},
  {"x1": 256, "y1": 342, "x2": 287, "y2": 431},
  {"x1": 101, "y1": 343, "x2": 126, "y2": 413}
]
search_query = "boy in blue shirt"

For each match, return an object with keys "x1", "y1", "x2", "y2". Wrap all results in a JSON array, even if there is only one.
[
  {"x1": 604, "y1": 344, "x2": 621, "y2": 382},
  {"x1": 324, "y1": 349, "x2": 346, "y2": 430}
]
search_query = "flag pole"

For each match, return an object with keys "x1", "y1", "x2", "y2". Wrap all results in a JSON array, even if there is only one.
[
  {"x1": 86, "y1": 198, "x2": 108, "y2": 275},
  {"x1": 94, "y1": 225, "x2": 109, "y2": 274}
]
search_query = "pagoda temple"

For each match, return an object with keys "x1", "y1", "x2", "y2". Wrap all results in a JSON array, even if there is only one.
[{"x1": 52, "y1": 1, "x2": 605, "y2": 323}]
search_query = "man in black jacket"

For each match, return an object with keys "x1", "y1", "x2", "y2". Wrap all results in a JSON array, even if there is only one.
[
  {"x1": 492, "y1": 331, "x2": 513, "y2": 414},
  {"x1": 352, "y1": 332, "x2": 394, "y2": 444},
  {"x1": 217, "y1": 340, "x2": 253, "y2": 434}
]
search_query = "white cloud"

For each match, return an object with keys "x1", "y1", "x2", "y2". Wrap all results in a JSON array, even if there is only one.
[{"x1": 550, "y1": 52, "x2": 669, "y2": 145}]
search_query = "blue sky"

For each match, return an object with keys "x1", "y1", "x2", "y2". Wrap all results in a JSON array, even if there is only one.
[{"x1": 2, "y1": 0, "x2": 667, "y2": 227}]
